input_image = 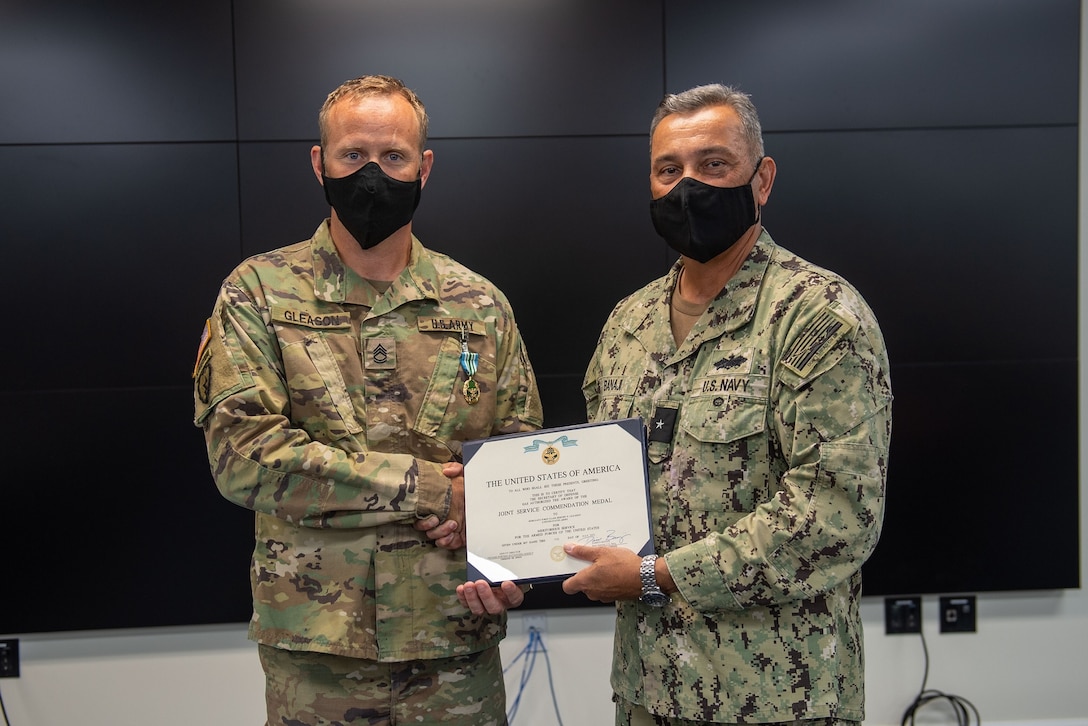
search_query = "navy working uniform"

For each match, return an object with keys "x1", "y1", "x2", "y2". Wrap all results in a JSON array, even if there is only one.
[{"x1": 584, "y1": 230, "x2": 892, "y2": 722}]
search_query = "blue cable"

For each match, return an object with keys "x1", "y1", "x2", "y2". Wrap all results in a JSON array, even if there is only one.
[{"x1": 504, "y1": 626, "x2": 566, "y2": 725}]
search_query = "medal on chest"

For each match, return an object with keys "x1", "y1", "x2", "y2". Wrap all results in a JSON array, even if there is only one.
[{"x1": 460, "y1": 330, "x2": 480, "y2": 404}]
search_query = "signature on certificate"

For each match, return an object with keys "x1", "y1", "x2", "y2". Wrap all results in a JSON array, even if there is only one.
[{"x1": 579, "y1": 529, "x2": 631, "y2": 547}]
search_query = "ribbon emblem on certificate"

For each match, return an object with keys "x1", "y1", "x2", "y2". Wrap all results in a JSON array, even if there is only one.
[{"x1": 460, "y1": 330, "x2": 480, "y2": 404}]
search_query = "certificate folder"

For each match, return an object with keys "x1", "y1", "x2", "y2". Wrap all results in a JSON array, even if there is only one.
[{"x1": 462, "y1": 417, "x2": 653, "y2": 585}]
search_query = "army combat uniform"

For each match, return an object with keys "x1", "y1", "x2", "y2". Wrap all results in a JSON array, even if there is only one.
[
  {"x1": 193, "y1": 221, "x2": 542, "y2": 676},
  {"x1": 584, "y1": 231, "x2": 892, "y2": 723}
]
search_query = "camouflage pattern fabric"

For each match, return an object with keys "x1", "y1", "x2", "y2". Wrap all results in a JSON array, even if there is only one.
[
  {"x1": 193, "y1": 221, "x2": 542, "y2": 662},
  {"x1": 617, "y1": 695, "x2": 859, "y2": 726},
  {"x1": 259, "y1": 643, "x2": 508, "y2": 725},
  {"x1": 584, "y1": 231, "x2": 892, "y2": 723}
]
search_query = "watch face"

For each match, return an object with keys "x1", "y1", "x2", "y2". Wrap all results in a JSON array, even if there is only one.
[{"x1": 641, "y1": 591, "x2": 668, "y2": 607}]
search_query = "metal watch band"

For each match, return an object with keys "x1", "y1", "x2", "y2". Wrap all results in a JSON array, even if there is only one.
[{"x1": 640, "y1": 554, "x2": 668, "y2": 606}]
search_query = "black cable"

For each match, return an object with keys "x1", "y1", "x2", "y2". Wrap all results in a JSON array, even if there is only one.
[
  {"x1": 900, "y1": 627, "x2": 980, "y2": 726},
  {"x1": 0, "y1": 684, "x2": 11, "y2": 726}
]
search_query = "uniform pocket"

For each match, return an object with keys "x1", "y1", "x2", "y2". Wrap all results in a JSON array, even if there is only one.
[
  {"x1": 674, "y1": 394, "x2": 769, "y2": 515},
  {"x1": 281, "y1": 332, "x2": 365, "y2": 445},
  {"x1": 412, "y1": 334, "x2": 497, "y2": 448},
  {"x1": 595, "y1": 393, "x2": 635, "y2": 423},
  {"x1": 680, "y1": 393, "x2": 766, "y2": 445}
]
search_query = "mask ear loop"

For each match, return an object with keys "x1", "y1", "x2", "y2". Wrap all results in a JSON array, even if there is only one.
[
  {"x1": 747, "y1": 156, "x2": 765, "y2": 184},
  {"x1": 748, "y1": 156, "x2": 765, "y2": 223}
]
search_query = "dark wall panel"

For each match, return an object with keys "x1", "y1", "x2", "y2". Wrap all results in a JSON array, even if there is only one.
[
  {"x1": 0, "y1": 144, "x2": 241, "y2": 391},
  {"x1": 863, "y1": 358, "x2": 1080, "y2": 595},
  {"x1": 413, "y1": 137, "x2": 672, "y2": 378},
  {"x1": 665, "y1": 0, "x2": 1079, "y2": 130},
  {"x1": 233, "y1": 0, "x2": 664, "y2": 140},
  {"x1": 534, "y1": 373, "x2": 589, "y2": 429},
  {"x1": 762, "y1": 125, "x2": 1078, "y2": 365},
  {"x1": 0, "y1": 388, "x2": 255, "y2": 634},
  {"x1": 0, "y1": 0, "x2": 235, "y2": 144},
  {"x1": 237, "y1": 141, "x2": 329, "y2": 258}
]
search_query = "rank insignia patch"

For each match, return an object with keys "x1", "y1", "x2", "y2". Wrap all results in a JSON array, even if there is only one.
[
  {"x1": 365, "y1": 337, "x2": 396, "y2": 369},
  {"x1": 647, "y1": 404, "x2": 678, "y2": 443}
]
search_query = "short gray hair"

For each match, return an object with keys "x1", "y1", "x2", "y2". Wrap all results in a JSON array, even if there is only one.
[{"x1": 650, "y1": 84, "x2": 764, "y2": 162}]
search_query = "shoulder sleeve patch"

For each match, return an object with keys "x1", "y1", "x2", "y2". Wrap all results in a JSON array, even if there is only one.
[
  {"x1": 193, "y1": 318, "x2": 211, "y2": 378},
  {"x1": 781, "y1": 304, "x2": 858, "y2": 379},
  {"x1": 193, "y1": 313, "x2": 252, "y2": 425}
]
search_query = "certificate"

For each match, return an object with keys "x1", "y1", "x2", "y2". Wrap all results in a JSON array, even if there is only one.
[{"x1": 462, "y1": 417, "x2": 652, "y2": 585}]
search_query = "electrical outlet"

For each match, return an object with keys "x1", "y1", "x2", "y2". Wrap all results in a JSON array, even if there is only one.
[
  {"x1": 884, "y1": 596, "x2": 922, "y2": 634},
  {"x1": 522, "y1": 613, "x2": 547, "y2": 634},
  {"x1": 939, "y1": 595, "x2": 977, "y2": 633},
  {"x1": 0, "y1": 638, "x2": 19, "y2": 678}
]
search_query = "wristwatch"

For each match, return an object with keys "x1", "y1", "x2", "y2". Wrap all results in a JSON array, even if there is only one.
[{"x1": 639, "y1": 554, "x2": 669, "y2": 607}]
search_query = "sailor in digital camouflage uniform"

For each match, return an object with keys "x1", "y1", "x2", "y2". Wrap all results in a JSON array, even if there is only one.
[
  {"x1": 562, "y1": 84, "x2": 892, "y2": 725},
  {"x1": 192, "y1": 75, "x2": 542, "y2": 725}
]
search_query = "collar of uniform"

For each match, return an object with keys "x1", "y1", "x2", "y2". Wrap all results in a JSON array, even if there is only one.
[
  {"x1": 309, "y1": 222, "x2": 442, "y2": 309},
  {"x1": 619, "y1": 265, "x2": 676, "y2": 342},
  {"x1": 697, "y1": 229, "x2": 775, "y2": 335},
  {"x1": 619, "y1": 231, "x2": 777, "y2": 362}
]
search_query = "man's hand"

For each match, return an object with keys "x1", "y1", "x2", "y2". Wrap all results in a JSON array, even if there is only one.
[
  {"x1": 414, "y1": 461, "x2": 466, "y2": 550},
  {"x1": 457, "y1": 580, "x2": 527, "y2": 615},
  {"x1": 561, "y1": 543, "x2": 644, "y2": 602}
]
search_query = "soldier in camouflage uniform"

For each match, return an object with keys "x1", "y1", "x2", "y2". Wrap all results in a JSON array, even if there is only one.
[
  {"x1": 559, "y1": 85, "x2": 893, "y2": 725},
  {"x1": 192, "y1": 75, "x2": 542, "y2": 725}
]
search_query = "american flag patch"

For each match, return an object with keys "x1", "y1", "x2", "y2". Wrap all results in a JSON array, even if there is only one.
[
  {"x1": 782, "y1": 306, "x2": 856, "y2": 379},
  {"x1": 193, "y1": 318, "x2": 211, "y2": 378}
]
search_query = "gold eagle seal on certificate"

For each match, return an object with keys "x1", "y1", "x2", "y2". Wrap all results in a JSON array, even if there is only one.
[
  {"x1": 541, "y1": 445, "x2": 560, "y2": 465},
  {"x1": 550, "y1": 546, "x2": 566, "y2": 562}
]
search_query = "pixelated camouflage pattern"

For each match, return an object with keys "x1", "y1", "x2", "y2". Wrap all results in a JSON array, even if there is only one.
[
  {"x1": 259, "y1": 643, "x2": 508, "y2": 725},
  {"x1": 193, "y1": 221, "x2": 542, "y2": 662},
  {"x1": 584, "y1": 231, "x2": 892, "y2": 723},
  {"x1": 617, "y1": 696, "x2": 858, "y2": 726}
]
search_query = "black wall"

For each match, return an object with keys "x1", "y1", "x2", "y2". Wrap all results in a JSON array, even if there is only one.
[{"x1": 0, "y1": 0, "x2": 1079, "y2": 633}]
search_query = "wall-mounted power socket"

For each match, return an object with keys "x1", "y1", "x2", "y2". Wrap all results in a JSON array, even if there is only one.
[
  {"x1": 884, "y1": 596, "x2": 922, "y2": 634},
  {"x1": 939, "y1": 595, "x2": 977, "y2": 633},
  {"x1": 0, "y1": 638, "x2": 19, "y2": 678}
]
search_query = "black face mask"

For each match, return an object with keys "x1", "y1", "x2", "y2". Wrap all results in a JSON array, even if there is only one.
[
  {"x1": 322, "y1": 161, "x2": 421, "y2": 249},
  {"x1": 649, "y1": 159, "x2": 763, "y2": 263}
]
